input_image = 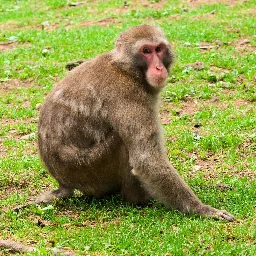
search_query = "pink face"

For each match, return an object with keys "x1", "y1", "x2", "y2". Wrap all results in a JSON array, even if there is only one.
[{"x1": 139, "y1": 43, "x2": 169, "y2": 88}]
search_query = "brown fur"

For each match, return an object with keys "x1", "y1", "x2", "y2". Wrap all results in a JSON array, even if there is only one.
[{"x1": 37, "y1": 25, "x2": 234, "y2": 221}]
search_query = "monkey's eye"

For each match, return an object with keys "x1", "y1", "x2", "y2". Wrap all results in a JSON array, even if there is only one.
[
  {"x1": 155, "y1": 46, "x2": 162, "y2": 53},
  {"x1": 142, "y1": 47, "x2": 151, "y2": 54}
]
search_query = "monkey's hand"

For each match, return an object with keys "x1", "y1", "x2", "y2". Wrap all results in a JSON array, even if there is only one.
[{"x1": 201, "y1": 205, "x2": 235, "y2": 222}]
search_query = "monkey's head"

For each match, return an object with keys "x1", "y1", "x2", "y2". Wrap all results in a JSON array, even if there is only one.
[{"x1": 114, "y1": 25, "x2": 174, "y2": 89}]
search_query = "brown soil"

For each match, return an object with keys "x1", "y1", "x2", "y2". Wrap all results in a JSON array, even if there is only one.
[
  {"x1": 131, "y1": 0, "x2": 166, "y2": 9},
  {"x1": 168, "y1": 14, "x2": 183, "y2": 20},
  {"x1": 162, "y1": 99, "x2": 200, "y2": 117},
  {"x1": 0, "y1": 21, "x2": 18, "y2": 31},
  {"x1": 233, "y1": 99, "x2": 252, "y2": 108},
  {"x1": 203, "y1": 97, "x2": 229, "y2": 110},
  {"x1": 0, "y1": 116, "x2": 38, "y2": 126},
  {"x1": 187, "y1": 0, "x2": 242, "y2": 7},
  {"x1": 189, "y1": 152, "x2": 256, "y2": 180},
  {"x1": 39, "y1": 23, "x2": 60, "y2": 31},
  {"x1": 0, "y1": 138, "x2": 6, "y2": 157},
  {"x1": 80, "y1": 17, "x2": 120, "y2": 27},
  {"x1": 209, "y1": 66, "x2": 230, "y2": 74},
  {"x1": 0, "y1": 42, "x2": 17, "y2": 51},
  {"x1": 234, "y1": 38, "x2": 256, "y2": 54},
  {"x1": 180, "y1": 100, "x2": 200, "y2": 116},
  {"x1": 160, "y1": 109, "x2": 172, "y2": 125},
  {"x1": 0, "y1": 79, "x2": 34, "y2": 96},
  {"x1": 243, "y1": 8, "x2": 256, "y2": 17}
]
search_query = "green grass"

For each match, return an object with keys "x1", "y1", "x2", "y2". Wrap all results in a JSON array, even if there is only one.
[{"x1": 0, "y1": 0, "x2": 255, "y2": 255}]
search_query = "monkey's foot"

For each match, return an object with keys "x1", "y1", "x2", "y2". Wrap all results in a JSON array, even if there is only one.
[
  {"x1": 35, "y1": 187, "x2": 74, "y2": 204},
  {"x1": 13, "y1": 187, "x2": 74, "y2": 212},
  {"x1": 200, "y1": 205, "x2": 235, "y2": 222}
]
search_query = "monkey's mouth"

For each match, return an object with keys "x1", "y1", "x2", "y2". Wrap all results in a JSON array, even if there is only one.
[{"x1": 146, "y1": 72, "x2": 168, "y2": 88}]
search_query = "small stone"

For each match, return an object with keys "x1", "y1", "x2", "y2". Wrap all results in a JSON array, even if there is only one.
[
  {"x1": 186, "y1": 61, "x2": 205, "y2": 70},
  {"x1": 184, "y1": 42, "x2": 191, "y2": 47},
  {"x1": 193, "y1": 165, "x2": 202, "y2": 171},
  {"x1": 42, "y1": 48, "x2": 50, "y2": 57},
  {"x1": 69, "y1": 2, "x2": 83, "y2": 6},
  {"x1": 7, "y1": 36, "x2": 18, "y2": 42},
  {"x1": 20, "y1": 133, "x2": 35, "y2": 140},
  {"x1": 41, "y1": 21, "x2": 50, "y2": 26}
]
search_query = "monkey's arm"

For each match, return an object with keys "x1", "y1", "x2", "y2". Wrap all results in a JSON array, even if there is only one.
[{"x1": 108, "y1": 100, "x2": 234, "y2": 221}]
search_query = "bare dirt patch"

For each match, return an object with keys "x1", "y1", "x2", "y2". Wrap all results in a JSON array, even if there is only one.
[
  {"x1": 0, "y1": 21, "x2": 19, "y2": 31},
  {"x1": 131, "y1": 0, "x2": 166, "y2": 9},
  {"x1": 192, "y1": 160, "x2": 216, "y2": 178},
  {"x1": 187, "y1": 152, "x2": 222, "y2": 179},
  {"x1": 0, "y1": 79, "x2": 35, "y2": 95},
  {"x1": 0, "y1": 118, "x2": 38, "y2": 156},
  {"x1": 0, "y1": 19, "x2": 65, "y2": 31},
  {"x1": 168, "y1": 14, "x2": 183, "y2": 20},
  {"x1": 39, "y1": 22, "x2": 60, "y2": 31},
  {"x1": 0, "y1": 138, "x2": 6, "y2": 157},
  {"x1": 24, "y1": 23, "x2": 61, "y2": 31},
  {"x1": 80, "y1": 17, "x2": 120, "y2": 27},
  {"x1": 222, "y1": 168, "x2": 256, "y2": 179},
  {"x1": 180, "y1": 100, "x2": 200, "y2": 116},
  {"x1": 202, "y1": 97, "x2": 254, "y2": 111},
  {"x1": 209, "y1": 66, "x2": 230, "y2": 74},
  {"x1": 160, "y1": 109, "x2": 172, "y2": 125},
  {"x1": 244, "y1": 7, "x2": 256, "y2": 17},
  {"x1": 0, "y1": 117, "x2": 38, "y2": 126},
  {"x1": 0, "y1": 41, "x2": 31, "y2": 51},
  {"x1": 234, "y1": 99, "x2": 252, "y2": 108},
  {"x1": 161, "y1": 99, "x2": 200, "y2": 124},
  {"x1": 192, "y1": 12, "x2": 217, "y2": 21},
  {"x1": 240, "y1": 7, "x2": 256, "y2": 17},
  {"x1": 203, "y1": 97, "x2": 229, "y2": 110},
  {"x1": 234, "y1": 38, "x2": 256, "y2": 54},
  {"x1": 160, "y1": 99, "x2": 201, "y2": 125},
  {"x1": 189, "y1": 153, "x2": 256, "y2": 180},
  {"x1": 187, "y1": 0, "x2": 242, "y2": 7},
  {"x1": 0, "y1": 42, "x2": 17, "y2": 51},
  {"x1": 0, "y1": 136, "x2": 38, "y2": 160}
]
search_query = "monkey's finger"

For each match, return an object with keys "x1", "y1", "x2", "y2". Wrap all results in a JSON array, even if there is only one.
[{"x1": 215, "y1": 210, "x2": 235, "y2": 222}]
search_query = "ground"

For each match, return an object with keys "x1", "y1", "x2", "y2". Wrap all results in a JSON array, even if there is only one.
[{"x1": 0, "y1": 0, "x2": 255, "y2": 255}]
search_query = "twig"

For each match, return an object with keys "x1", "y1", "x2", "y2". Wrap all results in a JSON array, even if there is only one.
[
  {"x1": 0, "y1": 239, "x2": 76, "y2": 255},
  {"x1": 0, "y1": 240, "x2": 35, "y2": 253}
]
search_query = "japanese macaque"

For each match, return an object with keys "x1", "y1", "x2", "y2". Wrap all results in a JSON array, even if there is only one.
[{"x1": 36, "y1": 25, "x2": 234, "y2": 221}]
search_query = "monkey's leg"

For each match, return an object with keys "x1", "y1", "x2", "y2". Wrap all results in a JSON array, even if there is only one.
[{"x1": 121, "y1": 169, "x2": 152, "y2": 204}]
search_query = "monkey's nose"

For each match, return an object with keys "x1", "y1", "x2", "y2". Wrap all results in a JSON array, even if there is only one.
[{"x1": 156, "y1": 65, "x2": 163, "y2": 70}]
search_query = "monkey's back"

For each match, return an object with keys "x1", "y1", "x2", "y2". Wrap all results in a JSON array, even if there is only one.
[{"x1": 38, "y1": 53, "x2": 133, "y2": 195}]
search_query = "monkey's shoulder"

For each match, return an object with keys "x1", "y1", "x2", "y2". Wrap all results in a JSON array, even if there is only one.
[{"x1": 59, "y1": 53, "x2": 142, "y2": 96}]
